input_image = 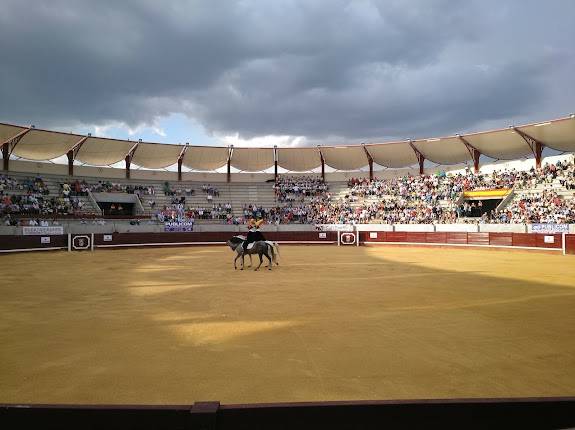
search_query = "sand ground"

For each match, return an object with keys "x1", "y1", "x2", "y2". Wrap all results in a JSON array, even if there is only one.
[{"x1": 1, "y1": 245, "x2": 574, "y2": 405}]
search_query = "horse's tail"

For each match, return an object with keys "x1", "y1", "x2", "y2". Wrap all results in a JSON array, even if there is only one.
[
  {"x1": 265, "y1": 241, "x2": 279, "y2": 264},
  {"x1": 267, "y1": 242, "x2": 275, "y2": 262}
]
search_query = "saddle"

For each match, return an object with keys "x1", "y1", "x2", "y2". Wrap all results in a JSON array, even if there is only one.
[{"x1": 246, "y1": 242, "x2": 255, "y2": 250}]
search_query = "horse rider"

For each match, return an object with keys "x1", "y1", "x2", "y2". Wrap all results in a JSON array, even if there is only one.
[{"x1": 243, "y1": 218, "x2": 266, "y2": 251}]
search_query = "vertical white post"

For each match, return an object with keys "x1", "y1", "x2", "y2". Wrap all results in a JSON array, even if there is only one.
[
  {"x1": 356, "y1": 225, "x2": 359, "y2": 247},
  {"x1": 562, "y1": 232, "x2": 566, "y2": 256},
  {"x1": 337, "y1": 230, "x2": 340, "y2": 246},
  {"x1": 91, "y1": 233, "x2": 95, "y2": 252},
  {"x1": 68, "y1": 233, "x2": 71, "y2": 252}
]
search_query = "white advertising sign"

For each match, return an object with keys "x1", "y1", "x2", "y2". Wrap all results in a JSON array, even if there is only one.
[
  {"x1": 23, "y1": 226, "x2": 64, "y2": 235},
  {"x1": 532, "y1": 224, "x2": 569, "y2": 234},
  {"x1": 316, "y1": 224, "x2": 354, "y2": 232}
]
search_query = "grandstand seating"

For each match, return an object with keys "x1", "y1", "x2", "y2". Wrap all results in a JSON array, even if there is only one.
[{"x1": 2, "y1": 155, "x2": 574, "y2": 225}]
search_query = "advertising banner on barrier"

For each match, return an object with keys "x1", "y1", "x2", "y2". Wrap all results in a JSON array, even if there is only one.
[
  {"x1": 164, "y1": 221, "x2": 194, "y2": 232},
  {"x1": 23, "y1": 226, "x2": 64, "y2": 235},
  {"x1": 315, "y1": 224, "x2": 354, "y2": 232},
  {"x1": 532, "y1": 224, "x2": 569, "y2": 234}
]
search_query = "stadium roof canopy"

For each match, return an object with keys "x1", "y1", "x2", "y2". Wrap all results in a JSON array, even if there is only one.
[{"x1": 1, "y1": 115, "x2": 574, "y2": 172}]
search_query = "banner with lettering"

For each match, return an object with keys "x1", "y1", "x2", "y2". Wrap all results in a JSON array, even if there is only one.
[
  {"x1": 315, "y1": 224, "x2": 354, "y2": 232},
  {"x1": 23, "y1": 226, "x2": 64, "y2": 235},
  {"x1": 531, "y1": 224, "x2": 569, "y2": 234},
  {"x1": 164, "y1": 221, "x2": 194, "y2": 232}
]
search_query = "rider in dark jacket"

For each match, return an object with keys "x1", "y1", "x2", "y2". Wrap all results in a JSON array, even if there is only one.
[{"x1": 243, "y1": 219, "x2": 266, "y2": 250}]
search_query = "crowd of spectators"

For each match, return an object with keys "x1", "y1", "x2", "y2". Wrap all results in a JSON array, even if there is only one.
[
  {"x1": 307, "y1": 197, "x2": 457, "y2": 225},
  {"x1": 0, "y1": 174, "x2": 20, "y2": 192},
  {"x1": 2, "y1": 214, "x2": 63, "y2": 226},
  {"x1": 1, "y1": 157, "x2": 574, "y2": 226},
  {"x1": 486, "y1": 191, "x2": 575, "y2": 224},
  {"x1": 1, "y1": 175, "x2": 84, "y2": 217},
  {"x1": 86, "y1": 180, "x2": 155, "y2": 196},
  {"x1": 201, "y1": 184, "x2": 219, "y2": 202},
  {"x1": 155, "y1": 202, "x2": 234, "y2": 223},
  {"x1": 186, "y1": 159, "x2": 572, "y2": 225},
  {"x1": 327, "y1": 159, "x2": 574, "y2": 224},
  {"x1": 274, "y1": 176, "x2": 328, "y2": 202}
]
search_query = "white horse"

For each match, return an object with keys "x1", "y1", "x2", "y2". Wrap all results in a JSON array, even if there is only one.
[{"x1": 233, "y1": 235, "x2": 280, "y2": 267}]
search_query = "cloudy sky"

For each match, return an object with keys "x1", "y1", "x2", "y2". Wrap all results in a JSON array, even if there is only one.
[{"x1": 0, "y1": 0, "x2": 573, "y2": 147}]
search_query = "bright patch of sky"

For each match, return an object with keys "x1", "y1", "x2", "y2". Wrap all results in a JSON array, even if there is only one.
[{"x1": 54, "y1": 113, "x2": 220, "y2": 146}]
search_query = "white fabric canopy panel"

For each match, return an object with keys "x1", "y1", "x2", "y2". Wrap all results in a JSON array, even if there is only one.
[
  {"x1": 463, "y1": 129, "x2": 532, "y2": 160},
  {"x1": 0, "y1": 123, "x2": 26, "y2": 143},
  {"x1": 366, "y1": 142, "x2": 418, "y2": 168},
  {"x1": 518, "y1": 117, "x2": 575, "y2": 152},
  {"x1": 230, "y1": 147, "x2": 274, "y2": 171},
  {"x1": 131, "y1": 142, "x2": 184, "y2": 169},
  {"x1": 183, "y1": 146, "x2": 229, "y2": 170},
  {"x1": 320, "y1": 146, "x2": 368, "y2": 170},
  {"x1": 76, "y1": 137, "x2": 136, "y2": 166},
  {"x1": 277, "y1": 147, "x2": 322, "y2": 171},
  {"x1": 11, "y1": 130, "x2": 81, "y2": 161},
  {"x1": 412, "y1": 137, "x2": 472, "y2": 165}
]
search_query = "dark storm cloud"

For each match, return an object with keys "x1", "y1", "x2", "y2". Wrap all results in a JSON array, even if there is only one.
[{"x1": 0, "y1": 0, "x2": 573, "y2": 143}]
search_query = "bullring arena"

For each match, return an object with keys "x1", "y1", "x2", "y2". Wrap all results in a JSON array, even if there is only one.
[
  {"x1": 1, "y1": 117, "x2": 575, "y2": 427},
  {"x1": 2, "y1": 244, "x2": 575, "y2": 405}
]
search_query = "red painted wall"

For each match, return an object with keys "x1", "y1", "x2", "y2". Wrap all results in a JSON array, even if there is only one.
[
  {"x1": 0, "y1": 235, "x2": 68, "y2": 251},
  {"x1": 93, "y1": 231, "x2": 338, "y2": 247},
  {"x1": 360, "y1": 231, "x2": 563, "y2": 250},
  {"x1": 566, "y1": 234, "x2": 575, "y2": 255}
]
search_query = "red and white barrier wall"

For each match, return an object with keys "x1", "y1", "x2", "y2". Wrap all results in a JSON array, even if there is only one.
[
  {"x1": 0, "y1": 230, "x2": 574, "y2": 255},
  {"x1": 358, "y1": 231, "x2": 571, "y2": 253},
  {"x1": 0, "y1": 231, "x2": 338, "y2": 253}
]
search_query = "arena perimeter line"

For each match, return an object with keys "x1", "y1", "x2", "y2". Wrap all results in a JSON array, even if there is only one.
[{"x1": 1, "y1": 246, "x2": 574, "y2": 405}]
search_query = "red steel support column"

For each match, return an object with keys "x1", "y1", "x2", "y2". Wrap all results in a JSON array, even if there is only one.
[
  {"x1": 472, "y1": 148, "x2": 480, "y2": 173},
  {"x1": 362, "y1": 144, "x2": 373, "y2": 181},
  {"x1": 458, "y1": 135, "x2": 481, "y2": 173},
  {"x1": 66, "y1": 135, "x2": 89, "y2": 177},
  {"x1": 514, "y1": 127, "x2": 545, "y2": 169},
  {"x1": 274, "y1": 145, "x2": 278, "y2": 182},
  {"x1": 125, "y1": 155, "x2": 131, "y2": 179},
  {"x1": 535, "y1": 142, "x2": 543, "y2": 169},
  {"x1": 227, "y1": 146, "x2": 233, "y2": 183},
  {"x1": 125, "y1": 141, "x2": 140, "y2": 180},
  {"x1": 1, "y1": 127, "x2": 33, "y2": 172},
  {"x1": 67, "y1": 150, "x2": 74, "y2": 176},
  {"x1": 2, "y1": 143, "x2": 8, "y2": 171},
  {"x1": 318, "y1": 147, "x2": 325, "y2": 182},
  {"x1": 409, "y1": 141, "x2": 425, "y2": 175},
  {"x1": 177, "y1": 144, "x2": 188, "y2": 182}
]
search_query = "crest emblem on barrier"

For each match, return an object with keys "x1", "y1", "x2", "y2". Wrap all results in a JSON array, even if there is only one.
[
  {"x1": 72, "y1": 235, "x2": 91, "y2": 250},
  {"x1": 340, "y1": 232, "x2": 356, "y2": 245}
]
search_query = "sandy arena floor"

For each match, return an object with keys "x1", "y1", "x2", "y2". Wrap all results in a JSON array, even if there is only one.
[{"x1": 1, "y1": 245, "x2": 575, "y2": 405}]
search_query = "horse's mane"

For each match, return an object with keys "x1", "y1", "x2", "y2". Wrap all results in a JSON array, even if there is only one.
[{"x1": 229, "y1": 236, "x2": 245, "y2": 245}]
